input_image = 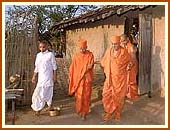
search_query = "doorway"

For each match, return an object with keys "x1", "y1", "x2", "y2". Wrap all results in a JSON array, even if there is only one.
[{"x1": 124, "y1": 14, "x2": 152, "y2": 96}]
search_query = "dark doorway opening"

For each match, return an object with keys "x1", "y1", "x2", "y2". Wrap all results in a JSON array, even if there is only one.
[{"x1": 124, "y1": 17, "x2": 140, "y2": 86}]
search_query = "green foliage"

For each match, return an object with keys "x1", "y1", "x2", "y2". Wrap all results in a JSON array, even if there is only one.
[{"x1": 5, "y1": 5, "x2": 98, "y2": 34}]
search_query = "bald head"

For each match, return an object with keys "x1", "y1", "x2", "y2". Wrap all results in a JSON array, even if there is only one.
[
  {"x1": 121, "y1": 34, "x2": 128, "y2": 39},
  {"x1": 120, "y1": 34, "x2": 129, "y2": 45}
]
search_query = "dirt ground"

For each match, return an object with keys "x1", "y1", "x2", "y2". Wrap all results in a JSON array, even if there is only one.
[
  {"x1": 5, "y1": 73, "x2": 165, "y2": 127},
  {"x1": 5, "y1": 90, "x2": 165, "y2": 126}
]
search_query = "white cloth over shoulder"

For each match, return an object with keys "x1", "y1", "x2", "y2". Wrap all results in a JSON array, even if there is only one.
[{"x1": 31, "y1": 50, "x2": 57, "y2": 111}]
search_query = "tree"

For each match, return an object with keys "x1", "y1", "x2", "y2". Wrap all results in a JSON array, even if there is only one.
[{"x1": 5, "y1": 5, "x2": 98, "y2": 36}]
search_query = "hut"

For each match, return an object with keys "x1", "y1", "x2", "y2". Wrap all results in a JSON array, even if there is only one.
[{"x1": 50, "y1": 5, "x2": 166, "y2": 97}]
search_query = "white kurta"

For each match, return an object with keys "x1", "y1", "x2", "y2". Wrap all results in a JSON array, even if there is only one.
[{"x1": 31, "y1": 50, "x2": 57, "y2": 111}]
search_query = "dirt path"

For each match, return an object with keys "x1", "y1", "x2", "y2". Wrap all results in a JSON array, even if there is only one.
[
  {"x1": 5, "y1": 72, "x2": 165, "y2": 126},
  {"x1": 5, "y1": 91, "x2": 165, "y2": 126}
]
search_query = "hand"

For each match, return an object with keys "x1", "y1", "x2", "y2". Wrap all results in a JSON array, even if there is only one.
[
  {"x1": 127, "y1": 62, "x2": 133, "y2": 71},
  {"x1": 32, "y1": 76, "x2": 36, "y2": 84},
  {"x1": 127, "y1": 66, "x2": 131, "y2": 71},
  {"x1": 68, "y1": 93, "x2": 73, "y2": 97},
  {"x1": 68, "y1": 92, "x2": 74, "y2": 97},
  {"x1": 67, "y1": 79, "x2": 70, "y2": 84},
  {"x1": 53, "y1": 75, "x2": 57, "y2": 83},
  {"x1": 87, "y1": 64, "x2": 93, "y2": 70}
]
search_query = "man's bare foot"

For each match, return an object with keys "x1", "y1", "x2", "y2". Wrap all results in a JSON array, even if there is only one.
[
  {"x1": 125, "y1": 99, "x2": 133, "y2": 104},
  {"x1": 114, "y1": 112, "x2": 120, "y2": 121},
  {"x1": 88, "y1": 108, "x2": 91, "y2": 113},
  {"x1": 103, "y1": 113, "x2": 112, "y2": 121},
  {"x1": 34, "y1": 111, "x2": 40, "y2": 116},
  {"x1": 81, "y1": 114, "x2": 86, "y2": 121},
  {"x1": 42, "y1": 106, "x2": 51, "y2": 112}
]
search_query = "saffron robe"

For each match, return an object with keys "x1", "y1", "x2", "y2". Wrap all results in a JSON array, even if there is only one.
[
  {"x1": 69, "y1": 50, "x2": 94, "y2": 115},
  {"x1": 101, "y1": 47, "x2": 130, "y2": 115}
]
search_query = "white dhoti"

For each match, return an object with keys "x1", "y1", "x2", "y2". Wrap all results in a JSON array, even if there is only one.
[
  {"x1": 31, "y1": 51, "x2": 57, "y2": 112},
  {"x1": 31, "y1": 85, "x2": 53, "y2": 111}
]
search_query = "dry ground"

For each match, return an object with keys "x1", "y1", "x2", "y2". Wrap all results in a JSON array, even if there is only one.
[{"x1": 5, "y1": 72, "x2": 165, "y2": 126}]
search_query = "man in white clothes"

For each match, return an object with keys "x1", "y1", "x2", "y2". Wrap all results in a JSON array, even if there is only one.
[{"x1": 31, "y1": 40, "x2": 57, "y2": 116}]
